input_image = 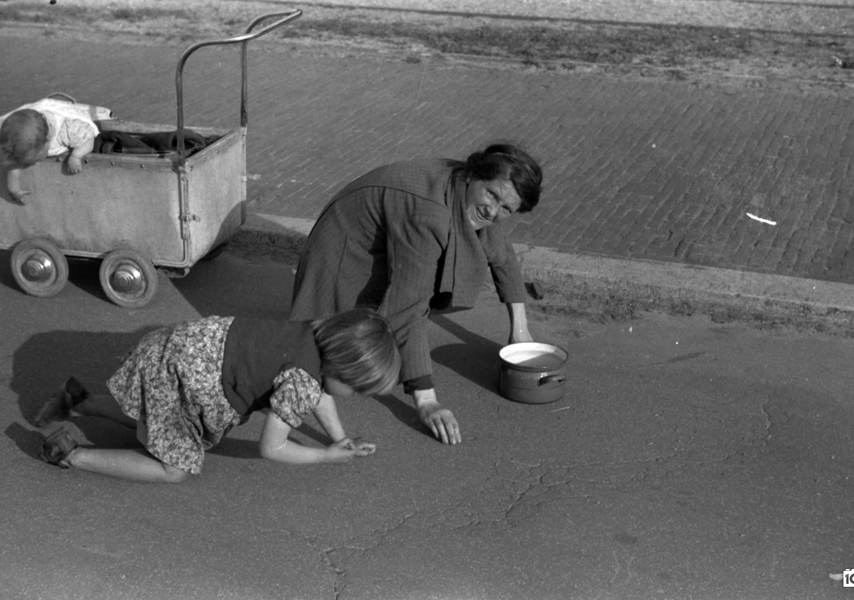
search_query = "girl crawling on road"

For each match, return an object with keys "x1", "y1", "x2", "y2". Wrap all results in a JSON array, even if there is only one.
[{"x1": 35, "y1": 309, "x2": 401, "y2": 483}]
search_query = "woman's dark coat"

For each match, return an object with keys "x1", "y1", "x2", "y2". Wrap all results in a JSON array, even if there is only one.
[{"x1": 290, "y1": 159, "x2": 526, "y2": 387}]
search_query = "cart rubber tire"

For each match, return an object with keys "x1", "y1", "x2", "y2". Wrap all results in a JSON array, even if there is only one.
[
  {"x1": 11, "y1": 238, "x2": 69, "y2": 298},
  {"x1": 99, "y1": 249, "x2": 159, "y2": 308}
]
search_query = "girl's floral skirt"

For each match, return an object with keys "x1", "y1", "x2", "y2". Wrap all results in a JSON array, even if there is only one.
[{"x1": 107, "y1": 316, "x2": 243, "y2": 475}]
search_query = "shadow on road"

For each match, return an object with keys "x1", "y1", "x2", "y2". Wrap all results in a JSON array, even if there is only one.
[
  {"x1": 10, "y1": 328, "x2": 158, "y2": 427},
  {"x1": 430, "y1": 313, "x2": 503, "y2": 393}
]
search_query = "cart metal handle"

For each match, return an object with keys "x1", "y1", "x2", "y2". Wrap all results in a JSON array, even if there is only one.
[{"x1": 174, "y1": 10, "x2": 302, "y2": 164}]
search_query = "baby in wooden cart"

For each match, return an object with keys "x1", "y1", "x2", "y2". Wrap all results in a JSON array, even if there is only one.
[{"x1": 0, "y1": 98, "x2": 100, "y2": 204}]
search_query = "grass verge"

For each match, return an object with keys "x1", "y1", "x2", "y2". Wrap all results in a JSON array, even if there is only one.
[{"x1": 2, "y1": 1, "x2": 853, "y2": 84}]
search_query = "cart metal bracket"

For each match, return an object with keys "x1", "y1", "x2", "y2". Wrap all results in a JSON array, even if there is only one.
[
  {"x1": 174, "y1": 10, "x2": 302, "y2": 166},
  {"x1": 172, "y1": 10, "x2": 301, "y2": 264}
]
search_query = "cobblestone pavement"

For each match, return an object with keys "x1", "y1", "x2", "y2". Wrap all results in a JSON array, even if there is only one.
[{"x1": 2, "y1": 30, "x2": 854, "y2": 284}]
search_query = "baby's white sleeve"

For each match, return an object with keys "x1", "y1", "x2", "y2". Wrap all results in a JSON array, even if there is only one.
[{"x1": 55, "y1": 116, "x2": 99, "y2": 152}]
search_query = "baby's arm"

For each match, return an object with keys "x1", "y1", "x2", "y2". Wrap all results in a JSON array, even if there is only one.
[
  {"x1": 5, "y1": 167, "x2": 29, "y2": 204},
  {"x1": 66, "y1": 136, "x2": 95, "y2": 174},
  {"x1": 259, "y1": 411, "x2": 360, "y2": 464}
]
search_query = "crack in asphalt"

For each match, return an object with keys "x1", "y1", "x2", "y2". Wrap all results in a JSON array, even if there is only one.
[
  {"x1": 315, "y1": 510, "x2": 422, "y2": 598},
  {"x1": 310, "y1": 398, "x2": 780, "y2": 597},
  {"x1": 321, "y1": 546, "x2": 347, "y2": 600}
]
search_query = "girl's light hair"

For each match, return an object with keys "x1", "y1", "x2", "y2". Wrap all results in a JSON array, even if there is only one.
[
  {"x1": 0, "y1": 109, "x2": 49, "y2": 166},
  {"x1": 312, "y1": 309, "x2": 401, "y2": 396}
]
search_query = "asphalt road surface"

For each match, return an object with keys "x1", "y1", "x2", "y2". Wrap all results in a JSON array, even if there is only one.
[{"x1": 1, "y1": 248, "x2": 852, "y2": 600}]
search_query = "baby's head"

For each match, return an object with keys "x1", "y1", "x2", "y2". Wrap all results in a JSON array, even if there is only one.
[
  {"x1": 313, "y1": 308, "x2": 401, "y2": 397},
  {"x1": 0, "y1": 109, "x2": 49, "y2": 168}
]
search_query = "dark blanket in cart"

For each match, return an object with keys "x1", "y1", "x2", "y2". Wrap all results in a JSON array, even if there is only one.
[{"x1": 94, "y1": 129, "x2": 220, "y2": 156}]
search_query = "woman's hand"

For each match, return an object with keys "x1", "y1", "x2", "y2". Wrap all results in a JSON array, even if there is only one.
[
  {"x1": 507, "y1": 302, "x2": 534, "y2": 344},
  {"x1": 413, "y1": 388, "x2": 461, "y2": 445},
  {"x1": 509, "y1": 327, "x2": 534, "y2": 344}
]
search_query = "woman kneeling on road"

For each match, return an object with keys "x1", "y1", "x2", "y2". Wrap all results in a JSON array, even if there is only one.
[{"x1": 290, "y1": 143, "x2": 544, "y2": 445}]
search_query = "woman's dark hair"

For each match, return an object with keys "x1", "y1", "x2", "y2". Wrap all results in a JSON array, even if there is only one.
[{"x1": 451, "y1": 143, "x2": 543, "y2": 213}]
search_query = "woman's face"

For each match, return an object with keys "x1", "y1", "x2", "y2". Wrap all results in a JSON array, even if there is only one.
[{"x1": 465, "y1": 177, "x2": 522, "y2": 231}]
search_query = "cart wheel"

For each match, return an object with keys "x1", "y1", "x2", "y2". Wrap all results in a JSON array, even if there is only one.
[
  {"x1": 99, "y1": 249, "x2": 159, "y2": 308},
  {"x1": 11, "y1": 238, "x2": 69, "y2": 298}
]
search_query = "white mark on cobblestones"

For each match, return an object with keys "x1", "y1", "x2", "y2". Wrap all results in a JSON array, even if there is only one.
[{"x1": 746, "y1": 212, "x2": 776, "y2": 226}]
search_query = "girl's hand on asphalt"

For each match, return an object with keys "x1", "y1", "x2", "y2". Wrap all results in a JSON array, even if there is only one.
[
  {"x1": 325, "y1": 438, "x2": 359, "y2": 463},
  {"x1": 352, "y1": 437, "x2": 376, "y2": 457}
]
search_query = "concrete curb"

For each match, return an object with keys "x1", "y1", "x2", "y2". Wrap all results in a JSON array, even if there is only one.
[{"x1": 236, "y1": 213, "x2": 854, "y2": 326}]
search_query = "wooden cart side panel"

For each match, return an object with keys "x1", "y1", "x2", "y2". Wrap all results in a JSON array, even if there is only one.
[
  {"x1": 183, "y1": 128, "x2": 247, "y2": 264},
  {"x1": 0, "y1": 154, "x2": 184, "y2": 263},
  {"x1": 0, "y1": 122, "x2": 244, "y2": 268}
]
